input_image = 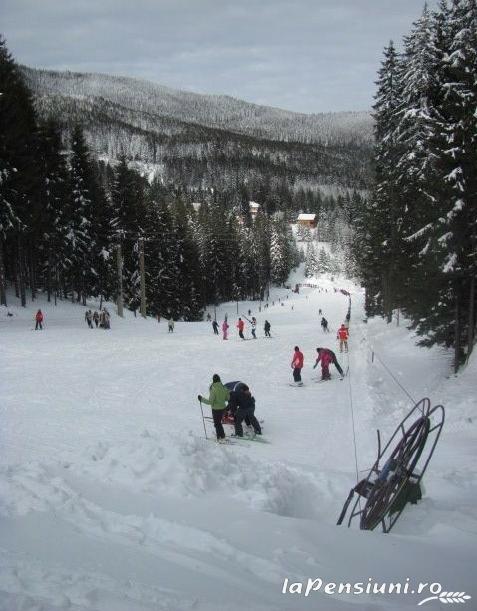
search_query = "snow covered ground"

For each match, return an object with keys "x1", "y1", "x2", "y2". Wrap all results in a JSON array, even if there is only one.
[{"x1": 1, "y1": 270, "x2": 476, "y2": 611}]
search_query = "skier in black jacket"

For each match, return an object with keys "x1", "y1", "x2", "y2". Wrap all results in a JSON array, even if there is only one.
[{"x1": 226, "y1": 382, "x2": 262, "y2": 437}]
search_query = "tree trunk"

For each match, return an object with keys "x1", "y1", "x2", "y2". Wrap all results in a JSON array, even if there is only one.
[
  {"x1": 467, "y1": 275, "x2": 476, "y2": 362},
  {"x1": 30, "y1": 246, "x2": 37, "y2": 301},
  {"x1": 18, "y1": 233, "x2": 26, "y2": 307},
  {"x1": 0, "y1": 239, "x2": 7, "y2": 306},
  {"x1": 454, "y1": 291, "x2": 460, "y2": 374}
]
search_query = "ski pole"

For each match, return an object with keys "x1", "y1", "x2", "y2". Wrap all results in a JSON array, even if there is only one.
[{"x1": 199, "y1": 398, "x2": 208, "y2": 440}]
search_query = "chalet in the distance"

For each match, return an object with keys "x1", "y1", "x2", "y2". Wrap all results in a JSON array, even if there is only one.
[{"x1": 297, "y1": 213, "x2": 316, "y2": 228}]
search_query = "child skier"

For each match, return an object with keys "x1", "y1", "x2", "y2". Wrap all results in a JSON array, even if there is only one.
[
  {"x1": 222, "y1": 319, "x2": 229, "y2": 340},
  {"x1": 290, "y1": 346, "x2": 304, "y2": 385},
  {"x1": 35, "y1": 309, "x2": 44, "y2": 330}
]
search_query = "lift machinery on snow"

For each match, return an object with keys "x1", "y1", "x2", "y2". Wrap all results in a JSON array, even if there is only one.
[{"x1": 337, "y1": 397, "x2": 445, "y2": 533}]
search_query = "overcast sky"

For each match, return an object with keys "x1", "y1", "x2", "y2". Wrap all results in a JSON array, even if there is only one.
[{"x1": 1, "y1": 0, "x2": 436, "y2": 114}]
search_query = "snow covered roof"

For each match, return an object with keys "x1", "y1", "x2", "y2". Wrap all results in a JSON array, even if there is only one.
[{"x1": 297, "y1": 213, "x2": 316, "y2": 221}]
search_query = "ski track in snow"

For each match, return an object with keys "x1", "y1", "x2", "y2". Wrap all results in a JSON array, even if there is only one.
[{"x1": 1, "y1": 270, "x2": 476, "y2": 610}]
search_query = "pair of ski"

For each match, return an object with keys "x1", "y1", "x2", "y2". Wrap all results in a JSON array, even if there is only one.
[{"x1": 209, "y1": 434, "x2": 270, "y2": 445}]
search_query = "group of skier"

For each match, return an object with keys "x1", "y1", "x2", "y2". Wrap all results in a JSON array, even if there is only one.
[
  {"x1": 84, "y1": 308, "x2": 111, "y2": 329},
  {"x1": 291, "y1": 343, "x2": 346, "y2": 384},
  {"x1": 211, "y1": 316, "x2": 271, "y2": 340},
  {"x1": 198, "y1": 374, "x2": 262, "y2": 442}
]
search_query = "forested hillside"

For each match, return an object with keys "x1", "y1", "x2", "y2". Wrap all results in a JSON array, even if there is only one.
[
  {"x1": 20, "y1": 66, "x2": 373, "y2": 194},
  {"x1": 351, "y1": 1, "x2": 477, "y2": 371}
]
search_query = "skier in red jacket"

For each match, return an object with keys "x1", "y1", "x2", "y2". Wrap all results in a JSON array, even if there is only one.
[
  {"x1": 337, "y1": 324, "x2": 349, "y2": 353},
  {"x1": 313, "y1": 347, "x2": 333, "y2": 380},
  {"x1": 35, "y1": 309, "x2": 44, "y2": 330},
  {"x1": 290, "y1": 346, "x2": 304, "y2": 385},
  {"x1": 237, "y1": 318, "x2": 245, "y2": 340}
]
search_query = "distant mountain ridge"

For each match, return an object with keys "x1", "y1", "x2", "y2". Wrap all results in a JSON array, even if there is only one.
[
  {"x1": 21, "y1": 66, "x2": 373, "y2": 146},
  {"x1": 20, "y1": 65, "x2": 373, "y2": 192}
]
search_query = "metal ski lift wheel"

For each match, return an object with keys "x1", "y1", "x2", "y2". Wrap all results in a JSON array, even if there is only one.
[{"x1": 337, "y1": 398, "x2": 445, "y2": 533}]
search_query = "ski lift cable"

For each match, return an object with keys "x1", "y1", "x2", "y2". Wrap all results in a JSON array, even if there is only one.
[
  {"x1": 357, "y1": 327, "x2": 419, "y2": 411},
  {"x1": 345, "y1": 350, "x2": 362, "y2": 502}
]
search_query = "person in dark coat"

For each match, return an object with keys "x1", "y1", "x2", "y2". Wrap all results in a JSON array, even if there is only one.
[
  {"x1": 212, "y1": 319, "x2": 219, "y2": 335},
  {"x1": 226, "y1": 382, "x2": 262, "y2": 437},
  {"x1": 264, "y1": 320, "x2": 271, "y2": 337}
]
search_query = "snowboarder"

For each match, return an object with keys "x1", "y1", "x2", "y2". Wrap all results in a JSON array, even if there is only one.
[
  {"x1": 222, "y1": 319, "x2": 229, "y2": 340},
  {"x1": 291, "y1": 346, "x2": 304, "y2": 385},
  {"x1": 251, "y1": 317, "x2": 257, "y2": 339},
  {"x1": 315, "y1": 347, "x2": 344, "y2": 377},
  {"x1": 228, "y1": 383, "x2": 262, "y2": 437},
  {"x1": 264, "y1": 320, "x2": 271, "y2": 337},
  {"x1": 212, "y1": 319, "x2": 219, "y2": 335},
  {"x1": 198, "y1": 374, "x2": 230, "y2": 442},
  {"x1": 168, "y1": 318, "x2": 174, "y2": 333},
  {"x1": 321, "y1": 317, "x2": 329, "y2": 332},
  {"x1": 236, "y1": 317, "x2": 245, "y2": 340},
  {"x1": 35, "y1": 309, "x2": 44, "y2": 330},
  {"x1": 85, "y1": 309, "x2": 93, "y2": 329},
  {"x1": 313, "y1": 348, "x2": 333, "y2": 380},
  {"x1": 337, "y1": 324, "x2": 349, "y2": 353}
]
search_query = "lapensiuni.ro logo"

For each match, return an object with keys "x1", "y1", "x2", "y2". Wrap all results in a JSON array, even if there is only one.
[{"x1": 281, "y1": 577, "x2": 471, "y2": 605}]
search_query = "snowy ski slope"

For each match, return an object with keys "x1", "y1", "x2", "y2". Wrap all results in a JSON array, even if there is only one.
[{"x1": 1, "y1": 270, "x2": 476, "y2": 610}]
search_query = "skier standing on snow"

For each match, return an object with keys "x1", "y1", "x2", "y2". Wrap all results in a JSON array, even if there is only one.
[
  {"x1": 85, "y1": 310, "x2": 93, "y2": 328},
  {"x1": 168, "y1": 318, "x2": 174, "y2": 333},
  {"x1": 264, "y1": 320, "x2": 271, "y2": 337},
  {"x1": 198, "y1": 373, "x2": 230, "y2": 443},
  {"x1": 337, "y1": 323, "x2": 349, "y2": 353},
  {"x1": 212, "y1": 319, "x2": 219, "y2": 335},
  {"x1": 321, "y1": 317, "x2": 329, "y2": 332},
  {"x1": 228, "y1": 383, "x2": 262, "y2": 437},
  {"x1": 251, "y1": 317, "x2": 257, "y2": 339},
  {"x1": 222, "y1": 319, "x2": 229, "y2": 340},
  {"x1": 314, "y1": 347, "x2": 344, "y2": 377},
  {"x1": 237, "y1": 317, "x2": 245, "y2": 340},
  {"x1": 93, "y1": 311, "x2": 100, "y2": 327},
  {"x1": 35, "y1": 309, "x2": 44, "y2": 330},
  {"x1": 291, "y1": 346, "x2": 304, "y2": 385}
]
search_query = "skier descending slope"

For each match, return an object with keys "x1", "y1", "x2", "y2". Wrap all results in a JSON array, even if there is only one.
[
  {"x1": 290, "y1": 346, "x2": 304, "y2": 386},
  {"x1": 198, "y1": 374, "x2": 230, "y2": 443}
]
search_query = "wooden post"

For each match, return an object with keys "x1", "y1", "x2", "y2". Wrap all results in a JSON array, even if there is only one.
[
  {"x1": 454, "y1": 291, "x2": 460, "y2": 374},
  {"x1": 467, "y1": 275, "x2": 475, "y2": 362},
  {"x1": 117, "y1": 242, "x2": 124, "y2": 318},
  {"x1": 0, "y1": 239, "x2": 6, "y2": 306},
  {"x1": 139, "y1": 237, "x2": 146, "y2": 318}
]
